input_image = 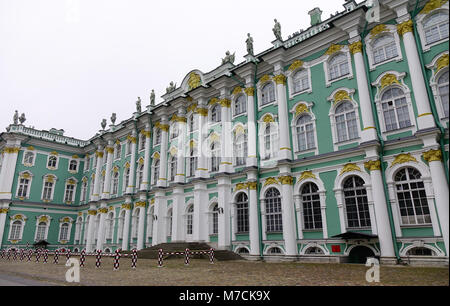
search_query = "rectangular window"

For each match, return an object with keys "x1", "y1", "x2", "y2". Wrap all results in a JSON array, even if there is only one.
[
  {"x1": 17, "y1": 178, "x2": 30, "y2": 198},
  {"x1": 43, "y1": 182, "x2": 53, "y2": 200},
  {"x1": 64, "y1": 184, "x2": 75, "y2": 202}
]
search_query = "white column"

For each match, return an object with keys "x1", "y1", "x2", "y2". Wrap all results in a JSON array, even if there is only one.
[
  {"x1": 121, "y1": 201, "x2": 132, "y2": 251},
  {"x1": 0, "y1": 144, "x2": 20, "y2": 200},
  {"x1": 423, "y1": 149, "x2": 449, "y2": 255},
  {"x1": 91, "y1": 146, "x2": 104, "y2": 202},
  {"x1": 273, "y1": 73, "x2": 292, "y2": 160},
  {"x1": 294, "y1": 196, "x2": 304, "y2": 240},
  {"x1": 248, "y1": 171, "x2": 260, "y2": 256},
  {"x1": 175, "y1": 108, "x2": 187, "y2": 184},
  {"x1": 101, "y1": 142, "x2": 114, "y2": 199},
  {"x1": 126, "y1": 131, "x2": 138, "y2": 194},
  {"x1": 157, "y1": 116, "x2": 169, "y2": 187},
  {"x1": 196, "y1": 98, "x2": 209, "y2": 178},
  {"x1": 86, "y1": 207, "x2": 97, "y2": 252},
  {"x1": 171, "y1": 187, "x2": 185, "y2": 242},
  {"x1": 0, "y1": 206, "x2": 9, "y2": 248},
  {"x1": 95, "y1": 204, "x2": 108, "y2": 251},
  {"x1": 398, "y1": 20, "x2": 435, "y2": 130},
  {"x1": 245, "y1": 87, "x2": 258, "y2": 167},
  {"x1": 136, "y1": 200, "x2": 147, "y2": 250},
  {"x1": 279, "y1": 171, "x2": 297, "y2": 256},
  {"x1": 219, "y1": 97, "x2": 233, "y2": 173},
  {"x1": 193, "y1": 182, "x2": 208, "y2": 242},
  {"x1": 140, "y1": 125, "x2": 151, "y2": 190},
  {"x1": 152, "y1": 190, "x2": 167, "y2": 245},
  {"x1": 217, "y1": 176, "x2": 231, "y2": 249},
  {"x1": 364, "y1": 159, "x2": 396, "y2": 258},
  {"x1": 349, "y1": 39, "x2": 378, "y2": 142},
  {"x1": 319, "y1": 191, "x2": 328, "y2": 239}
]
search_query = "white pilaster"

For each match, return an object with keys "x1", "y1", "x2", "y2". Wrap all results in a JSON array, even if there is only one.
[
  {"x1": 152, "y1": 190, "x2": 167, "y2": 245},
  {"x1": 274, "y1": 73, "x2": 292, "y2": 160},
  {"x1": 279, "y1": 170, "x2": 297, "y2": 256},
  {"x1": 136, "y1": 199, "x2": 147, "y2": 250},
  {"x1": 101, "y1": 141, "x2": 114, "y2": 199},
  {"x1": 171, "y1": 187, "x2": 185, "y2": 242},
  {"x1": 86, "y1": 206, "x2": 97, "y2": 252},
  {"x1": 175, "y1": 108, "x2": 187, "y2": 183},
  {"x1": 157, "y1": 116, "x2": 169, "y2": 187},
  {"x1": 91, "y1": 146, "x2": 104, "y2": 202},
  {"x1": 121, "y1": 201, "x2": 132, "y2": 251},
  {"x1": 219, "y1": 95, "x2": 233, "y2": 173},
  {"x1": 140, "y1": 125, "x2": 152, "y2": 190},
  {"x1": 0, "y1": 142, "x2": 21, "y2": 200},
  {"x1": 0, "y1": 206, "x2": 9, "y2": 248},
  {"x1": 193, "y1": 182, "x2": 208, "y2": 242},
  {"x1": 95, "y1": 203, "x2": 108, "y2": 251},
  {"x1": 126, "y1": 131, "x2": 138, "y2": 194},
  {"x1": 196, "y1": 98, "x2": 209, "y2": 178},
  {"x1": 248, "y1": 171, "x2": 260, "y2": 256},
  {"x1": 246, "y1": 87, "x2": 258, "y2": 167},
  {"x1": 218, "y1": 176, "x2": 231, "y2": 249}
]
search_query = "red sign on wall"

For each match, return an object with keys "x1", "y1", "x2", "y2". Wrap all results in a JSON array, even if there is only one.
[{"x1": 331, "y1": 245, "x2": 341, "y2": 253}]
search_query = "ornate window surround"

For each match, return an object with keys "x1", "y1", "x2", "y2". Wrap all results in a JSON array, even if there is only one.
[
  {"x1": 258, "y1": 113, "x2": 279, "y2": 165},
  {"x1": 231, "y1": 88, "x2": 248, "y2": 119},
  {"x1": 256, "y1": 75, "x2": 277, "y2": 111},
  {"x1": 8, "y1": 214, "x2": 27, "y2": 242},
  {"x1": 327, "y1": 88, "x2": 362, "y2": 151},
  {"x1": 364, "y1": 24, "x2": 403, "y2": 71},
  {"x1": 415, "y1": 4, "x2": 449, "y2": 52},
  {"x1": 15, "y1": 170, "x2": 33, "y2": 199},
  {"x1": 63, "y1": 177, "x2": 78, "y2": 204},
  {"x1": 286, "y1": 61, "x2": 313, "y2": 99},
  {"x1": 289, "y1": 101, "x2": 318, "y2": 156},
  {"x1": 322, "y1": 46, "x2": 354, "y2": 87},
  {"x1": 46, "y1": 153, "x2": 59, "y2": 170},
  {"x1": 58, "y1": 217, "x2": 73, "y2": 243},
  {"x1": 34, "y1": 215, "x2": 51, "y2": 242},
  {"x1": 22, "y1": 148, "x2": 36, "y2": 167},
  {"x1": 41, "y1": 174, "x2": 57, "y2": 202},
  {"x1": 232, "y1": 123, "x2": 247, "y2": 168},
  {"x1": 426, "y1": 51, "x2": 449, "y2": 124},
  {"x1": 371, "y1": 71, "x2": 417, "y2": 139}
]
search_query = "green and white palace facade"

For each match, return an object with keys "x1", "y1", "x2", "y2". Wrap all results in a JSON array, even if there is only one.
[{"x1": 0, "y1": 0, "x2": 448, "y2": 265}]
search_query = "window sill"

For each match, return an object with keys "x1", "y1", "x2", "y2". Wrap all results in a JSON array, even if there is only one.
[
  {"x1": 302, "y1": 229, "x2": 323, "y2": 232},
  {"x1": 400, "y1": 224, "x2": 433, "y2": 228},
  {"x1": 382, "y1": 125, "x2": 414, "y2": 136}
]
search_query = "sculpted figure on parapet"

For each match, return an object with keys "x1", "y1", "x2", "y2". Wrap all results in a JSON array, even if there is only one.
[{"x1": 273, "y1": 18, "x2": 282, "y2": 41}]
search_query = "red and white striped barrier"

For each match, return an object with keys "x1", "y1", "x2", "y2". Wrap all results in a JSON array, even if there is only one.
[{"x1": 157, "y1": 248, "x2": 215, "y2": 267}]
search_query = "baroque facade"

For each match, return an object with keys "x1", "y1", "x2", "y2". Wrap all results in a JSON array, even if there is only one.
[{"x1": 0, "y1": 0, "x2": 448, "y2": 265}]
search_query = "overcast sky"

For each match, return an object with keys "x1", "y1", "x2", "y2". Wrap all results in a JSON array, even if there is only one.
[{"x1": 1, "y1": 0, "x2": 349, "y2": 140}]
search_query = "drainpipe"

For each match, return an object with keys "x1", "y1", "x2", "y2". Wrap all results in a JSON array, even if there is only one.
[{"x1": 360, "y1": 23, "x2": 402, "y2": 263}]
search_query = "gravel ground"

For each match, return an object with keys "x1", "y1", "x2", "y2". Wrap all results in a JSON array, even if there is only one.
[{"x1": 0, "y1": 256, "x2": 448, "y2": 286}]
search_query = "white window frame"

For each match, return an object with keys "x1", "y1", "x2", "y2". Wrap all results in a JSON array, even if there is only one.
[
  {"x1": 233, "y1": 125, "x2": 247, "y2": 168},
  {"x1": 58, "y1": 221, "x2": 72, "y2": 243},
  {"x1": 8, "y1": 218, "x2": 25, "y2": 242},
  {"x1": 232, "y1": 94, "x2": 247, "y2": 118},
  {"x1": 287, "y1": 64, "x2": 313, "y2": 98},
  {"x1": 258, "y1": 115, "x2": 279, "y2": 163},
  {"x1": 209, "y1": 104, "x2": 222, "y2": 125},
  {"x1": 68, "y1": 159, "x2": 78, "y2": 173},
  {"x1": 427, "y1": 52, "x2": 449, "y2": 125},
  {"x1": 290, "y1": 101, "x2": 318, "y2": 155},
  {"x1": 323, "y1": 49, "x2": 353, "y2": 87},
  {"x1": 153, "y1": 128, "x2": 162, "y2": 146},
  {"x1": 22, "y1": 150, "x2": 35, "y2": 167},
  {"x1": 34, "y1": 216, "x2": 50, "y2": 242},
  {"x1": 151, "y1": 154, "x2": 160, "y2": 185},
  {"x1": 64, "y1": 179, "x2": 77, "y2": 204},
  {"x1": 416, "y1": 6, "x2": 449, "y2": 52},
  {"x1": 365, "y1": 25, "x2": 403, "y2": 71},
  {"x1": 46, "y1": 154, "x2": 59, "y2": 170},
  {"x1": 372, "y1": 71, "x2": 416, "y2": 139},
  {"x1": 16, "y1": 171, "x2": 33, "y2": 199},
  {"x1": 41, "y1": 175, "x2": 57, "y2": 202},
  {"x1": 257, "y1": 79, "x2": 277, "y2": 110}
]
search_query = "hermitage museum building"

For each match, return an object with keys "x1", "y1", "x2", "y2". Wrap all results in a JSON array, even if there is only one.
[{"x1": 0, "y1": 0, "x2": 448, "y2": 266}]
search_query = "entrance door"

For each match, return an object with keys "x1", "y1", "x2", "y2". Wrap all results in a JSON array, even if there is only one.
[{"x1": 348, "y1": 246, "x2": 375, "y2": 264}]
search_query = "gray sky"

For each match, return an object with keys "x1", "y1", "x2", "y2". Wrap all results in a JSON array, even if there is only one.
[{"x1": 1, "y1": 0, "x2": 348, "y2": 140}]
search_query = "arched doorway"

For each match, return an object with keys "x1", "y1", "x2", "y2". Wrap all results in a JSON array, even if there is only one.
[{"x1": 348, "y1": 246, "x2": 375, "y2": 264}]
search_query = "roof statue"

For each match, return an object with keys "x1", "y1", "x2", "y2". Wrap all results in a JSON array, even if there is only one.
[
  {"x1": 19, "y1": 113, "x2": 26, "y2": 124},
  {"x1": 222, "y1": 51, "x2": 235, "y2": 65},
  {"x1": 110, "y1": 113, "x2": 117, "y2": 125},
  {"x1": 13, "y1": 110, "x2": 19, "y2": 125},
  {"x1": 150, "y1": 89, "x2": 155, "y2": 106},
  {"x1": 246, "y1": 33, "x2": 254, "y2": 56},
  {"x1": 101, "y1": 119, "x2": 107, "y2": 130},
  {"x1": 166, "y1": 82, "x2": 177, "y2": 94},
  {"x1": 273, "y1": 18, "x2": 282, "y2": 41},
  {"x1": 136, "y1": 97, "x2": 142, "y2": 113}
]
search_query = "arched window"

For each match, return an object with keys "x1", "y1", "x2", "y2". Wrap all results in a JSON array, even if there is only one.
[
  {"x1": 269, "y1": 247, "x2": 282, "y2": 254},
  {"x1": 305, "y1": 247, "x2": 324, "y2": 254},
  {"x1": 211, "y1": 105, "x2": 221, "y2": 123},
  {"x1": 36, "y1": 222, "x2": 47, "y2": 241},
  {"x1": 170, "y1": 122, "x2": 179, "y2": 140},
  {"x1": 295, "y1": 114, "x2": 315, "y2": 152},
  {"x1": 9, "y1": 220, "x2": 23, "y2": 240},
  {"x1": 69, "y1": 160, "x2": 78, "y2": 172},
  {"x1": 234, "y1": 133, "x2": 247, "y2": 166},
  {"x1": 137, "y1": 163, "x2": 144, "y2": 187},
  {"x1": 395, "y1": 167, "x2": 431, "y2": 225},
  {"x1": 261, "y1": 83, "x2": 276, "y2": 105},
  {"x1": 153, "y1": 159, "x2": 160, "y2": 184},
  {"x1": 234, "y1": 95, "x2": 247, "y2": 116},
  {"x1": 106, "y1": 212, "x2": 114, "y2": 240},
  {"x1": 124, "y1": 168, "x2": 130, "y2": 191},
  {"x1": 169, "y1": 156, "x2": 177, "y2": 181},
  {"x1": 424, "y1": 11, "x2": 449, "y2": 45},
  {"x1": 372, "y1": 35, "x2": 398, "y2": 64},
  {"x1": 23, "y1": 151, "x2": 35, "y2": 165},
  {"x1": 186, "y1": 205, "x2": 194, "y2": 235},
  {"x1": 211, "y1": 203, "x2": 219, "y2": 235},
  {"x1": 343, "y1": 176, "x2": 371, "y2": 228},
  {"x1": 155, "y1": 129, "x2": 161, "y2": 145},
  {"x1": 301, "y1": 183, "x2": 322, "y2": 230},
  {"x1": 81, "y1": 181, "x2": 88, "y2": 202},
  {"x1": 188, "y1": 114, "x2": 197, "y2": 132},
  {"x1": 188, "y1": 149, "x2": 197, "y2": 178},
  {"x1": 329, "y1": 53, "x2": 350, "y2": 80},
  {"x1": 17, "y1": 175, "x2": 31, "y2": 198},
  {"x1": 59, "y1": 223, "x2": 69, "y2": 241},
  {"x1": 47, "y1": 156, "x2": 57, "y2": 168},
  {"x1": 263, "y1": 123, "x2": 278, "y2": 160},
  {"x1": 236, "y1": 193, "x2": 249, "y2": 233},
  {"x1": 293, "y1": 69, "x2": 310, "y2": 93},
  {"x1": 139, "y1": 134, "x2": 146, "y2": 151},
  {"x1": 210, "y1": 142, "x2": 220, "y2": 172},
  {"x1": 167, "y1": 208, "x2": 173, "y2": 237},
  {"x1": 111, "y1": 172, "x2": 119, "y2": 196},
  {"x1": 335, "y1": 101, "x2": 359, "y2": 142},
  {"x1": 265, "y1": 188, "x2": 282, "y2": 232},
  {"x1": 438, "y1": 71, "x2": 449, "y2": 118},
  {"x1": 406, "y1": 247, "x2": 435, "y2": 256},
  {"x1": 381, "y1": 87, "x2": 411, "y2": 131},
  {"x1": 115, "y1": 143, "x2": 122, "y2": 159}
]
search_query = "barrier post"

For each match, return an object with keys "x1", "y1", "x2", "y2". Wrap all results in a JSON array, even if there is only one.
[
  {"x1": 80, "y1": 249, "x2": 86, "y2": 267},
  {"x1": 113, "y1": 248, "x2": 121, "y2": 271},
  {"x1": 131, "y1": 249, "x2": 137, "y2": 269},
  {"x1": 66, "y1": 249, "x2": 71, "y2": 260},
  {"x1": 95, "y1": 249, "x2": 102, "y2": 268},
  {"x1": 209, "y1": 248, "x2": 214, "y2": 264},
  {"x1": 27, "y1": 249, "x2": 32, "y2": 261},
  {"x1": 185, "y1": 248, "x2": 190, "y2": 266},
  {"x1": 43, "y1": 249, "x2": 48, "y2": 264},
  {"x1": 158, "y1": 249, "x2": 163, "y2": 267}
]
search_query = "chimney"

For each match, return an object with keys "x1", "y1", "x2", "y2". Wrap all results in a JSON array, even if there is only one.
[{"x1": 308, "y1": 7, "x2": 323, "y2": 26}]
